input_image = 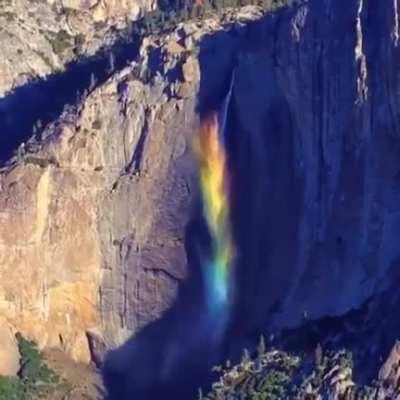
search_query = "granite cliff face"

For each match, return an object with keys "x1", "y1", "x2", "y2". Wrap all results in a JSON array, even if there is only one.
[
  {"x1": 0, "y1": 0, "x2": 399, "y2": 389},
  {"x1": 222, "y1": 0, "x2": 400, "y2": 335},
  {"x1": 0, "y1": 42, "x2": 199, "y2": 361},
  {"x1": 0, "y1": 4, "x2": 265, "y2": 363}
]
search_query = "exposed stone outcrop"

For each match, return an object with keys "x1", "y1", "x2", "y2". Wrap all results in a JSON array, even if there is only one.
[
  {"x1": 377, "y1": 341, "x2": 400, "y2": 399},
  {"x1": 0, "y1": 0, "x2": 155, "y2": 95}
]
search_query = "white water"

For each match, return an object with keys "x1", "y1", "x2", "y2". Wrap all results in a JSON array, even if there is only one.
[{"x1": 218, "y1": 69, "x2": 236, "y2": 144}]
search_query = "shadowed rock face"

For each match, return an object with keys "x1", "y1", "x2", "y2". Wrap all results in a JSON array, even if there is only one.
[
  {"x1": 251, "y1": 0, "x2": 400, "y2": 333},
  {"x1": 104, "y1": 1, "x2": 400, "y2": 397},
  {"x1": 187, "y1": 0, "x2": 400, "y2": 337},
  {"x1": 0, "y1": 0, "x2": 399, "y2": 395}
]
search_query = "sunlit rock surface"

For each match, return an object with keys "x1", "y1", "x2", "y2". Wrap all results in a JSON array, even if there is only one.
[
  {"x1": 0, "y1": 0, "x2": 156, "y2": 95},
  {"x1": 0, "y1": 37, "x2": 201, "y2": 359}
]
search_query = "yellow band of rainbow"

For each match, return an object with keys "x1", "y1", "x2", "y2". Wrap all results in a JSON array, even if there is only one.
[{"x1": 194, "y1": 112, "x2": 234, "y2": 313}]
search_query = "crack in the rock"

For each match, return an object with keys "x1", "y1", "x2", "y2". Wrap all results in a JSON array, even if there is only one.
[{"x1": 143, "y1": 266, "x2": 182, "y2": 282}]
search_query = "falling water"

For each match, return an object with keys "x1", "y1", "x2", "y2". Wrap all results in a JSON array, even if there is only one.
[{"x1": 194, "y1": 71, "x2": 236, "y2": 324}]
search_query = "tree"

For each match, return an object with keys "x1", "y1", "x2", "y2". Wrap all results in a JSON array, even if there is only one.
[
  {"x1": 180, "y1": 7, "x2": 189, "y2": 22},
  {"x1": 108, "y1": 51, "x2": 116, "y2": 73},
  {"x1": 169, "y1": 10, "x2": 177, "y2": 25},
  {"x1": 89, "y1": 72, "x2": 96, "y2": 90},
  {"x1": 257, "y1": 335, "x2": 266, "y2": 357},
  {"x1": 159, "y1": 11, "x2": 166, "y2": 27},
  {"x1": 315, "y1": 343, "x2": 323, "y2": 367},
  {"x1": 126, "y1": 18, "x2": 134, "y2": 38},
  {"x1": 143, "y1": 14, "x2": 151, "y2": 32},
  {"x1": 242, "y1": 348, "x2": 251, "y2": 363}
]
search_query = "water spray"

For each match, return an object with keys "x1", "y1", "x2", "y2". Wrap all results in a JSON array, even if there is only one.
[{"x1": 194, "y1": 70, "x2": 236, "y2": 326}]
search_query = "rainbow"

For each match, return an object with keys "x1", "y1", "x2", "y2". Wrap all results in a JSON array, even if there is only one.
[{"x1": 194, "y1": 112, "x2": 234, "y2": 316}]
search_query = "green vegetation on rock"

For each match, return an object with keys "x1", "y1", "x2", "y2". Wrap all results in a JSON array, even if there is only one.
[
  {"x1": 48, "y1": 29, "x2": 74, "y2": 56},
  {"x1": 112, "y1": 0, "x2": 302, "y2": 46},
  {"x1": 203, "y1": 339, "x2": 300, "y2": 400},
  {"x1": 201, "y1": 339, "x2": 384, "y2": 400},
  {"x1": 0, "y1": 376, "x2": 24, "y2": 400},
  {"x1": 0, "y1": 334, "x2": 63, "y2": 400}
]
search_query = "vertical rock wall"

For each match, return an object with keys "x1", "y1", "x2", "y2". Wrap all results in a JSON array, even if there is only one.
[{"x1": 223, "y1": 0, "x2": 400, "y2": 333}]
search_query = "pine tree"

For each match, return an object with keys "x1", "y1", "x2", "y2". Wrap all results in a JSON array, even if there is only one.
[
  {"x1": 181, "y1": 7, "x2": 189, "y2": 22},
  {"x1": 108, "y1": 51, "x2": 115, "y2": 73},
  {"x1": 148, "y1": 13, "x2": 157, "y2": 32},
  {"x1": 160, "y1": 11, "x2": 166, "y2": 27},
  {"x1": 189, "y1": 6, "x2": 196, "y2": 19},
  {"x1": 203, "y1": 0, "x2": 211, "y2": 14},
  {"x1": 242, "y1": 348, "x2": 251, "y2": 364},
  {"x1": 89, "y1": 73, "x2": 96, "y2": 90},
  {"x1": 257, "y1": 335, "x2": 266, "y2": 357},
  {"x1": 315, "y1": 343, "x2": 323, "y2": 367},
  {"x1": 169, "y1": 10, "x2": 177, "y2": 26},
  {"x1": 144, "y1": 14, "x2": 151, "y2": 32}
]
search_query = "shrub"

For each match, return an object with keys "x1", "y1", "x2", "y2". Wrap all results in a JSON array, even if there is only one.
[
  {"x1": 0, "y1": 376, "x2": 23, "y2": 400},
  {"x1": 49, "y1": 29, "x2": 73, "y2": 55},
  {"x1": 0, "y1": 334, "x2": 61, "y2": 400}
]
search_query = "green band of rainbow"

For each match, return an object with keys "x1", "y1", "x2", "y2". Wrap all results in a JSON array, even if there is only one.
[{"x1": 194, "y1": 113, "x2": 234, "y2": 315}]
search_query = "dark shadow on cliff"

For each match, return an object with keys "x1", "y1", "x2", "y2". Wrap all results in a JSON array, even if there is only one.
[
  {"x1": 0, "y1": 35, "x2": 141, "y2": 165},
  {"x1": 103, "y1": 209, "x2": 232, "y2": 399},
  {"x1": 276, "y1": 259, "x2": 400, "y2": 384}
]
